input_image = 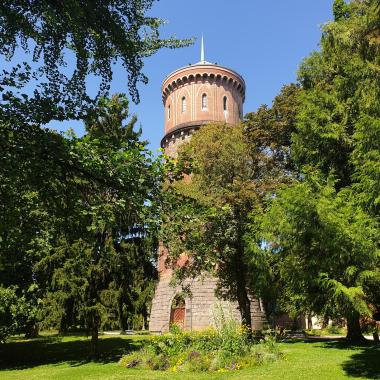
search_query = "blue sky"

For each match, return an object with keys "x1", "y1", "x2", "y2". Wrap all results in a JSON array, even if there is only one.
[{"x1": 51, "y1": 0, "x2": 333, "y2": 152}]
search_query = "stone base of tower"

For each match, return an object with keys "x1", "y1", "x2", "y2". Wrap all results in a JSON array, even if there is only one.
[{"x1": 149, "y1": 274, "x2": 267, "y2": 333}]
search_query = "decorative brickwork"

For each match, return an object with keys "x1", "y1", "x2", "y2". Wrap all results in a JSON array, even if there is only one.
[{"x1": 149, "y1": 58, "x2": 267, "y2": 332}]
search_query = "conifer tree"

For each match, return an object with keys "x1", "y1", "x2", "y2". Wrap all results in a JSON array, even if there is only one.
[
  {"x1": 0, "y1": 0, "x2": 187, "y2": 342},
  {"x1": 37, "y1": 95, "x2": 162, "y2": 357},
  {"x1": 263, "y1": 0, "x2": 380, "y2": 342}
]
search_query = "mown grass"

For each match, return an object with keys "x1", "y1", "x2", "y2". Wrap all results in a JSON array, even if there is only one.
[{"x1": 0, "y1": 333, "x2": 379, "y2": 379}]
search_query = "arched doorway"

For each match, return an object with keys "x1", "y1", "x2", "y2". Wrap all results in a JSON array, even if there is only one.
[{"x1": 170, "y1": 294, "x2": 186, "y2": 329}]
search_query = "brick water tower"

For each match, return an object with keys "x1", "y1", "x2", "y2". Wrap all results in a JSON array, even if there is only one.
[{"x1": 149, "y1": 39, "x2": 266, "y2": 332}]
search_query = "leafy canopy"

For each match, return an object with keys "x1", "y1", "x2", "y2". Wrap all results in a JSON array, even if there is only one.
[
  {"x1": 261, "y1": 0, "x2": 380, "y2": 340},
  {"x1": 0, "y1": 0, "x2": 192, "y2": 123}
]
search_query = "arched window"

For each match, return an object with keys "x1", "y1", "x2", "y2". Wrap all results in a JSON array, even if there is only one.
[
  {"x1": 181, "y1": 96, "x2": 186, "y2": 113},
  {"x1": 201, "y1": 93, "x2": 207, "y2": 110},
  {"x1": 223, "y1": 96, "x2": 227, "y2": 111},
  {"x1": 168, "y1": 105, "x2": 171, "y2": 120}
]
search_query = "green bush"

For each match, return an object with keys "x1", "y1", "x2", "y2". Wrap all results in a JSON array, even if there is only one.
[
  {"x1": 325, "y1": 325, "x2": 346, "y2": 335},
  {"x1": 179, "y1": 351, "x2": 211, "y2": 372},
  {"x1": 305, "y1": 326, "x2": 346, "y2": 336},
  {"x1": 0, "y1": 286, "x2": 38, "y2": 342},
  {"x1": 0, "y1": 286, "x2": 18, "y2": 343},
  {"x1": 119, "y1": 317, "x2": 282, "y2": 372}
]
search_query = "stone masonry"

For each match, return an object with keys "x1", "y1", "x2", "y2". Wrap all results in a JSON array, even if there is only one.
[
  {"x1": 149, "y1": 52, "x2": 267, "y2": 332},
  {"x1": 149, "y1": 275, "x2": 266, "y2": 332}
]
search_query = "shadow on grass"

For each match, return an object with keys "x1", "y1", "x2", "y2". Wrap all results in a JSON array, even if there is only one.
[
  {"x1": 0, "y1": 335, "x2": 142, "y2": 371},
  {"x1": 324, "y1": 340, "x2": 380, "y2": 379},
  {"x1": 282, "y1": 338, "x2": 380, "y2": 379},
  {"x1": 341, "y1": 345, "x2": 380, "y2": 379}
]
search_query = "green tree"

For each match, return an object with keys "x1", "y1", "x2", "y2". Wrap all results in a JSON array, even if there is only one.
[
  {"x1": 0, "y1": 286, "x2": 19, "y2": 342},
  {"x1": 163, "y1": 119, "x2": 293, "y2": 331},
  {"x1": 36, "y1": 95, "x2": 163, "y2": 356},
  {"x1": 0, "y1": 0, "x2": 191, "y2": 124},
  {"x1": 263, "y1": 175, "x2": 379, "y2": 341},
  {"x1": 243, "y1": 84, "x2": 301, "y2": 323},
  {"x1": 0, "y1": 121, "x2": 72, "y2": 337},
  {"x1": 244, "y1": 83, "x2": 300, "y2": 175},
  {"x1": 0, "y1": 0, "x2": 189, "y2": 342},
  {"x1": 112, "y1": 238, "x2": 157, "y2": 332},
  {"x1": 262, "y1": 0, "x2": 380, "y2": 341},
  {"x1": 333, "y1": 0, "x2": 350, "y2": 21},
  {"x1": 0, "y1": 285, "x2": 41, "y2": 342}
]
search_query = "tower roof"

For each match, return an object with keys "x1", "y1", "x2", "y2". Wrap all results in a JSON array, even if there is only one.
[
  {"x1": 162, "y1": 36, "x2": 245, "y2": 86},
  {"x1": 160, "y1": 35, "x2": 246, "y2": 149}
]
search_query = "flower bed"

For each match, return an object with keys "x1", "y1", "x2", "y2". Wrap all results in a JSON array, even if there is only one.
[{"x1": 119, "y1": 322, "x2": 282, "y2": 372}]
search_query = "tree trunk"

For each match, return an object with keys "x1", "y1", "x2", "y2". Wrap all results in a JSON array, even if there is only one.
[
  {"x1": 59, "y1": 320, "x2": 68, "y2": 334},
  {"x1": 118, "y1": 297, "x2": 126, "y2": 333},
  {"x1": 322, "y1": 315, "x2": 329, "y2": 329},
  {"x1": 234, "y1": 252, "x2": 252, "y2": 332},
  {"x1": 236, "y1": 284, "x2": 252, "y2": 331},
  {"x1": 60, "y1": 297, "x2": 75, "y2": 333},
  {"x1": 142, "y1": 304, "x2": 149, "y2": 330},
  {"x1": 307, "y1": 315, "x2": 313, "y2": 330},
  {"x1": 90, "y1": 324, "x2": 99, "y2": 359},
  {"x1": 233, "y1": 235, "x2": 252, "y2": 335},
  {"x1": 88, "y1": 311, "x2": 100, "y2": 359},
  {"x1": 346, "y1": 312, "x2": 366, "y2": 343},
  {"x1": 24, "y1": 323, "x2": 39, "y2": 338}
]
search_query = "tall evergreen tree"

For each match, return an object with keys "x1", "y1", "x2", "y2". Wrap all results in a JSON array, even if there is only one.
[
  {"x1": 262, "y1": 0, "x2": 380, "y2": 342},
  {"x1": 36, "y1": 95, "x2": 163, "y2": 356}
]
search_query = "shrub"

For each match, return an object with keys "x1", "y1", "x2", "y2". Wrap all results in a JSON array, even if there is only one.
[
  {"x1": 119, "y1": 351, "x2": 142, "y2": 368},
  {"x1": 305, "y1": 326, "x2": 346, "y2": 336},
  {"x1": 180, "y1": 351, "x2": 211, "y2": 372},
  {"x1": 119, "y1": 305, "x2": 282, "y2": 372},
  {"x1": 0, "y1": 286, "x2": 38, "y2": 342},
  {"x1": 325, "y1": 325, "x2": 346, "y2": 335}
]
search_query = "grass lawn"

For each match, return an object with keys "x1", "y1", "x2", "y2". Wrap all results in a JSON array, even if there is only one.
[{"x1": 0, "y1": 333, "x2": 379, "y2": 380}]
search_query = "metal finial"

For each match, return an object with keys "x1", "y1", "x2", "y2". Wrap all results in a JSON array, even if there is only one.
[{"x1": 201, "y1": 34, "x2": 205, "y2": 62}]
